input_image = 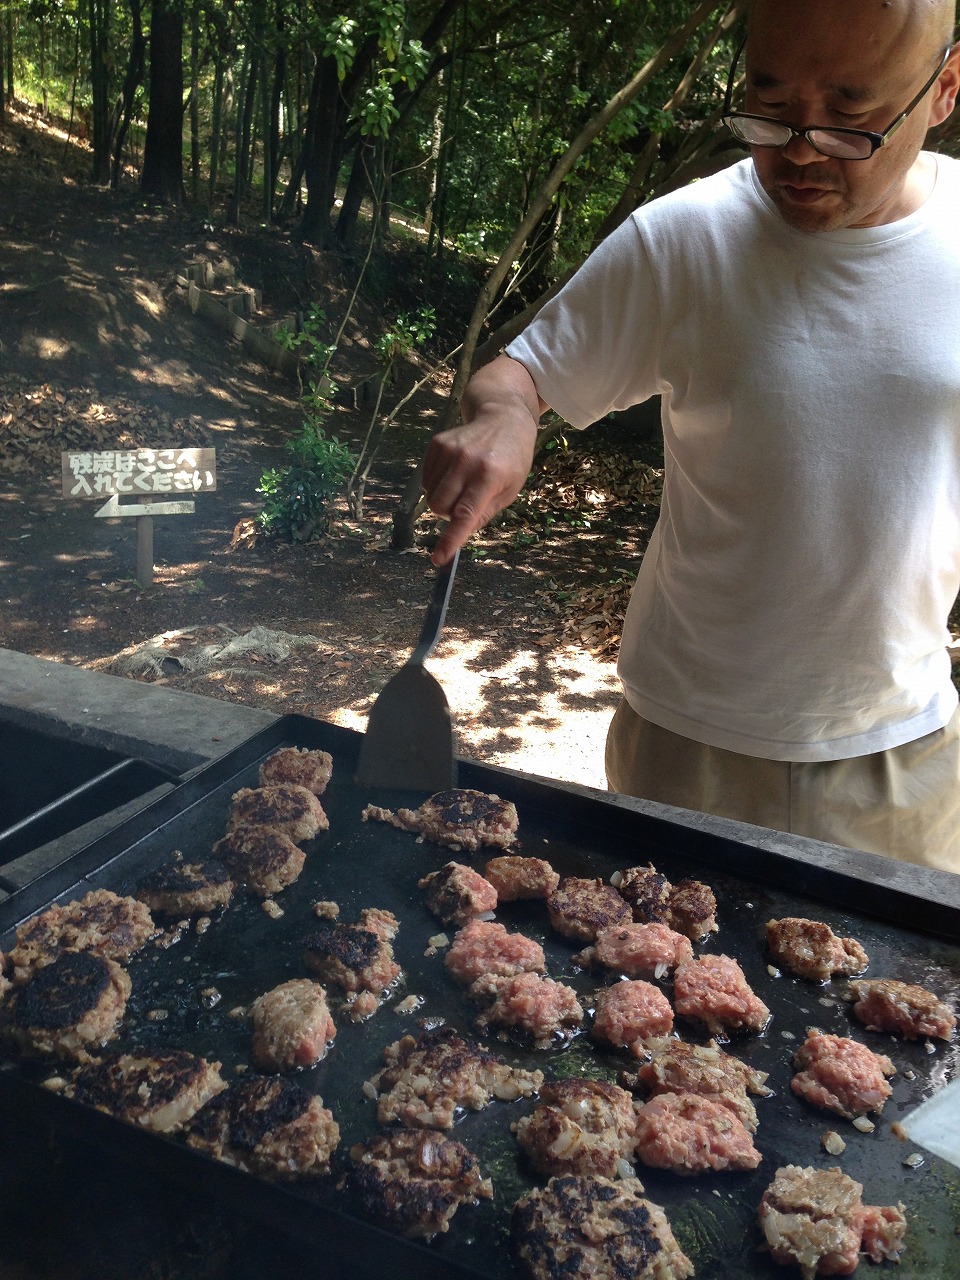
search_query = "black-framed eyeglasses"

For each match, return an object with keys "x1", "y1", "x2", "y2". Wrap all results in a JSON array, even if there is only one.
[{"x1": 721, "y1": 35, "x2": 952, "y2": 160}]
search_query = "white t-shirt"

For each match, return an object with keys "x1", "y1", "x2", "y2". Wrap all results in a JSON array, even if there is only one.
[{"x1": 506, "y1": 157, "x2": 960, "y2": 761}]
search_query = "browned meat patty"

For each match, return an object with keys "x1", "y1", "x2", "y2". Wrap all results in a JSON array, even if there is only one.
[
  {"x1": 665, "y1": 878, "x2": 718, "y2": 941},
  {"x1": 303, "y1": 906, "x2": 400, "y2": 994},
  {"x1": 445, "y1": 919, "x2": 545, "y2": 985},
  {"x1": 514, "y1": 1079, "x2": 638, "y2": 1179},
  {"x1": 484, "y1": 856, "x2": 560, "y2": 900},
  {"x1": 0, "y1": 949, "x2": 131, "y2": 1063},
  {"x1": 577, "y1": 922, "x2": 693, "y2": 978},
  {"x1": 547, "y1": 877, "x2": 631, "y2": 943},
  {"x1": 848, "y1": 977, "x2": 956, "y2": 1041},
  {"x1": 634, "y1": 1092, "x2": 761, "y2": 1174},
  {"x1": 7, "y1": 888, "x2": 156, "y2": 982},
  {"x1": 791, "y1": 1030, "x2": 895, "y2": 1119},
  {"x1": 348, "y1": 1128, "x2": 492, "y2": 1239},
  {"x1": 766, "y1": 918, "x2": 869, "y2": 982},
  {"x1": 135, "y1": 857, "x2": 234, "y2": 917},
  {"x1": 362, "y1": 788, "x2": 518, "y2": 852},
  {"x1": 227, "y1": 784, "x2": 328, "y2": 843},
  {"x1": 511, "y1": 1175, "x2": 693, "y2": 1280},
  {"x1": 613, "y1": 864, "x2": 673, "y2": 924},
  {"x1": 674, "y1": 954, "x2": 770, "y2": 1037},
  {"x1": 470, "y1": 973, "x2": 584, "y2": 1048},
  {"x1": 591, "y1": 980, "x2": 674, "y2": 1056},
  {"x1": 250, "y1": 979, "x2": 336, "y2": 1071},
  {"x1": 185, "y1": 1074, "x2": 339, "y2": 1179},
  {"x1": 258, "y1": 746, "x2": 333, "y2": 795},
  {"x1": 371, "y1": 1022, "x2": 543, "y2": 1129},
  {"x1": 758, "y1": 1165, "x2": 906, "y2": 1279},
  {"x1": 418, "y1": 862, "x2": 498, "y2": 926},
  {"x1": 212, "y1": 826, "x2": 306, "y2": 896},
  {"x1": 624, "y1": 1039, "x2": 771, "y2": 1132},
  {"x1": 64, "y1": 1049, "x2": 226, "y2": 1132}
]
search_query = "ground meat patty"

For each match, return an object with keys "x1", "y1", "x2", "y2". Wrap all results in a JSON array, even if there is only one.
[
  {"x1": 578, "y1": 922, "x2": 693, "y2": 978},
  {"x1": 514, "y1": 1079, "x2": 639, "y2": 1179},
  {"x1": 511, "y1": 1174, "x2": 693, "y2": 1280},
  {"x1": 371, "y1": 1022, "x2": 543, "y2": 1129},
  {"x1": 418, "y1": 862, "x2": 498, "y2": 926},
  {"x1": 362, "y1": 788, "x2": 518, "y2": 852},
  {"x1": 258, "y1": 746, "x2": 333, "y2": 795},
  {"x1": 185, "y1": 1074, "x2": 339, "y2": 1179},
  {"x1": 674, "y1": 954, "x2": 770, "y2": 1037},
  {"x1": 227, "y1": 784, "x2": 328, "y2": 844},
  {"x1": 65, "y1": 1049, "x2": 226, "y2": 1132},
  {"x1": 634, "y1": 1092, "x2": 761, "y2": 1174},
  {"x1": 766, "y1": 918, "x2": 869, "y2": 982},
  {"x1": 624, "y1": 1039, "x2": 771, "y2": 1132},
  {"x1": 547, "y1": 877, "x2": 631, "y2": 944},
  {"x1": 791, "y1": 1030, "x2": 895, "y2": 1120},
  {"x1": 7, "y1": 888, "x2": 156, "y2": 982},
  {"x1": 135, "y1": 857, "x2": 234, "y2": 917},
  {"x1": 348, "y1": 1128, "x2": 492, "y2": 1238},
  {"x1": 445, "y1": 919, "x2": 545, "y2": 985},
  {"x1": 847, "y1": 977, "x2": 956, "y2": 1041},
  {"x1": 484, "y1": 856, "x2": 560, "y2": 900},
  {"x1": 591, "y1": 980, "x2": 674, "y2": 1056},
  {"x1": 665, "y1": 878, "x2": 718, "y2": 941},
  {"x1": 212, "y1": 826, "x2": 306, "y2": 895},
  {"x1": 614, "y1": 865, "x2": 673, "y2": 924},
  {"x1": 470, "y1": 973, "x2": 584, "y2": 1048},
  {"x1": 303, "y1": 908, "x2": 401, "y2": 1002},
  {"x1": 758, "y1": 1165, "x2": 906, "y2": 1279},
  {"x1": 250, "y1": 979, "x2": 336, "y2": 1071},
  {"x1": 0, "y1": 949, "x2": 131, "y2": 1062}
]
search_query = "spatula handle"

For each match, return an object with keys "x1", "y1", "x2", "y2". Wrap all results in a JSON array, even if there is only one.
[{"x1": 410, "y1": 547, "x2": 459, "y2": 665}]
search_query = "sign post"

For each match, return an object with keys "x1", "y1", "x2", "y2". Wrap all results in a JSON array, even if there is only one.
[{"x1": 61, "y1": 448, "x2": 217, "y2": 586}]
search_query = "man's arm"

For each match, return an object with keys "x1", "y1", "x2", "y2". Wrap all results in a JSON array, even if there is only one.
[{"x1": 422, "y1": 353, "x2": 547, "y2": 566}]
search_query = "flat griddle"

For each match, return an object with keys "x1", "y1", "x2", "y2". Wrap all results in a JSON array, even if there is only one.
[{"x1": 1, "y1": 714, "x2": 958, "y2": 1280}]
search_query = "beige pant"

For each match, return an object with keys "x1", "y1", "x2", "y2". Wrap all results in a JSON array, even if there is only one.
[{"x1": 605, "y1": 699, "x2": 960, "y2": 874}]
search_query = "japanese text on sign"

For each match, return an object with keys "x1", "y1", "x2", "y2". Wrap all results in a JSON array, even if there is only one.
[{"x1": 61, "y1": 448, "x2": 217, "y2": 499}]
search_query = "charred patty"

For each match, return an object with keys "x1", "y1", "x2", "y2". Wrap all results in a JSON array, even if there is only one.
[
  {"x1": 65, "y1": 1049, "x2": 226, "y2": 1132},
  {"x1": 0, "y1": 949, "x2": 131, "y2": 1063}
]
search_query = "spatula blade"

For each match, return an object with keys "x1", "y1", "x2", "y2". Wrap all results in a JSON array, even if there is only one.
[{"x1": 355, "y1": 663, "x2": 457, "y2": 792}]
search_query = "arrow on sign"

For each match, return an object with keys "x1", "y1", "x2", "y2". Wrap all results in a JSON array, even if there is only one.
[{"x1": 94, "y1": 495, "x2": 197, "y2": 518}]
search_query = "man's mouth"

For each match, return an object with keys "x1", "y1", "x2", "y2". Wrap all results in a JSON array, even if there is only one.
[{"x1": 779, "y1": 183, "x2": 835, "y2": 204}]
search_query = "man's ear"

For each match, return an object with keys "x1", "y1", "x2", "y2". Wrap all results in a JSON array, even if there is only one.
[{"x1": 929, "y1": 47, "x2": 960, "y2": 126}]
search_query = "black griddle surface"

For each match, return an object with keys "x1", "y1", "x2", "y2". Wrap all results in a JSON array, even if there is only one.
[{"x1": 1, "y1": 715, "x2": 958, "y2": 1280}]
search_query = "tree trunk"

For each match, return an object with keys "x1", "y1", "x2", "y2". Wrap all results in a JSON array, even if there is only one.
[
  {"x1": 87, "y1": 0, "x2": 113, "y2": 184},
  {"x1": 0, "y1": 15, "x2": 5, "y2": 125},
  {"x1": 4, "y1": 8, "x2": 14, "y2": 105},
  {"x1": 141, "y1": 1, "x2": 185, "y2": 204},
  {"x1": 189, "y1": 0, "x2": 201, "y2": 202},
  {"x1": 227, "y1": 50, "x2": 256, "y2": 223},
  {"x1": 208, "y1": 59, "x2": 226, "y2": 201},
  {"x1": 299, "y1": 56, "x2": 343, "y2": 245},
  {"x1": 111, "y1": 0, "x2": 145, "y2": 189}
]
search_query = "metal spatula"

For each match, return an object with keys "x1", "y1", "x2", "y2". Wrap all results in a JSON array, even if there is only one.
[{"x1": 355, "y1": 549, "x2": 459, "y2": 792}]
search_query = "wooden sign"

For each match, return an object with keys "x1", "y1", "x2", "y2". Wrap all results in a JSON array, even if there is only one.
[{"x1": 61, "y1": 447, "x2": 216, "y2": 499}]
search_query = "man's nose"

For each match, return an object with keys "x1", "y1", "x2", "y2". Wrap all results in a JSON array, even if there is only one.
[{"x1": 780, "y1": 130, "x2": 822, "y2": 164}]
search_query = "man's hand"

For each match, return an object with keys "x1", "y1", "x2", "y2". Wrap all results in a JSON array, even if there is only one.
[{"x1": 422, "y1": 354, "x2": 545, "y2": 565}]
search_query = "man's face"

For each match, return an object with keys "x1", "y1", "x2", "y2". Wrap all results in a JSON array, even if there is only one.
[{"x1": 745, "y1": 0, "x2": 958, "y2": 232}]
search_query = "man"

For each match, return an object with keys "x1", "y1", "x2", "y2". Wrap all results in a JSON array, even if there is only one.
[{"x1": 421, "y1": 0, "x2": 960, "y2": 873}]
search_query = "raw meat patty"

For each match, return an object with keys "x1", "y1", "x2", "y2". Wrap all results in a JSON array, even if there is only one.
[
  {"x1": 348, "y1": 1128, "x2": 492, "y2": 1238},
  {"x1": 511, "y1": 1174, "x2": 693, "y2": 1280},
  {"x1": 514, "y1": 1078, "x2": 638, "y2": 1178},
  {"x1": 303, "y1": 907, "x2": 401, "y2": 998},
  {"x1": 848, "y1": 977, "x2": 956, "y2": 1041},
  {"x1": 258, "y1": 746, "x2": 333, "y2": 795},
  {"x1": 625, "y1": 1039, "x2": 771, "y2": 1132},
  {"x1": 418, "y1": 862, "x2": 498, "y2": 926},
  {"x1": 362, "y1": 788, "x2": 518, "y2": 852},
  {"x1": 766, "y1": 917, "x2": 868, "y2": 982},
  {"x1": 65, "y1": 1049, "x2": 226, "y2": 1132},
  {"x1": 250, "y1": 978, "x2": 336, "y2": 1071},
  {"x1": 7, "y1": 888, "x2": 156, "y2": 982},
  {"x1": 213, "y1": 826, "x2": 306, "y2": 895},
  {"x1": 578, "y1": 922, "x2": 693, "y2": 978},
  {"x1": 633, "y1": 1092, "x2": 761, "y2": 1174},
  {"x1": 470, "y1": 972, "x2": 584, "y2": 1048},
  {"x1": 591, "y1": 980, "x2": 674, "y2": 1056},
  {"x1": 0, "y1": 949, "x2": 131, "y2": 1063},
  {"x1": 227, "y1": 783, "x2": 328, "y2": 843},
  {"x1": 484, "y1": 856, "x2": 560, "y2": 900},
  {"x1": 674, "y1": 954, "x2": 770, "y2": 1037},
  {"x1": 547, "y1": 877, "x2": 631, "y2": 943},
  {"x1": 791, "y1": 1030, "x2": 895, "y2": 1119},
  {"x1": 445, "y1": 919, "x2": 545, "y2": 985},
  {"x1": 758, "y1": 1165, "x2": 906, "y2": 1279},
  {"x1": 185, "y1": 1074, "x2": 339, "y2": 1179},
  {"x1": 371, "y1": 1022, "x2": 543, "y2": 1129},
  {"x1": 135, "y1": 857, "x2": 234, "y2": 917}
]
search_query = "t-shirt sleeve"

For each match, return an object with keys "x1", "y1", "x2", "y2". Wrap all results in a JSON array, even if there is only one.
[{"x1": 505, "y1": 214, "x2": 663, "y2": 428}]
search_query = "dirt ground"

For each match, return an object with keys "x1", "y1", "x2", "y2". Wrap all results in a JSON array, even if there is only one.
[{"x1": 0, "y1": 107, "x2": 665, "y2": 789}]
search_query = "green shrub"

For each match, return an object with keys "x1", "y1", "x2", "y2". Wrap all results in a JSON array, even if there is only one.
[{"x1": 256, "y1": 425, "x2": 356, "y2": 543}]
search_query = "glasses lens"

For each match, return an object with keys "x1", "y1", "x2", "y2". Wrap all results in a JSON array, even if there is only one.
[
  {"x1": 807, "y1": 129, "x2": 874, "y2": 159},
  {"x1": 726, "y1": 115, "x2": 792, "y2": 146}
]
